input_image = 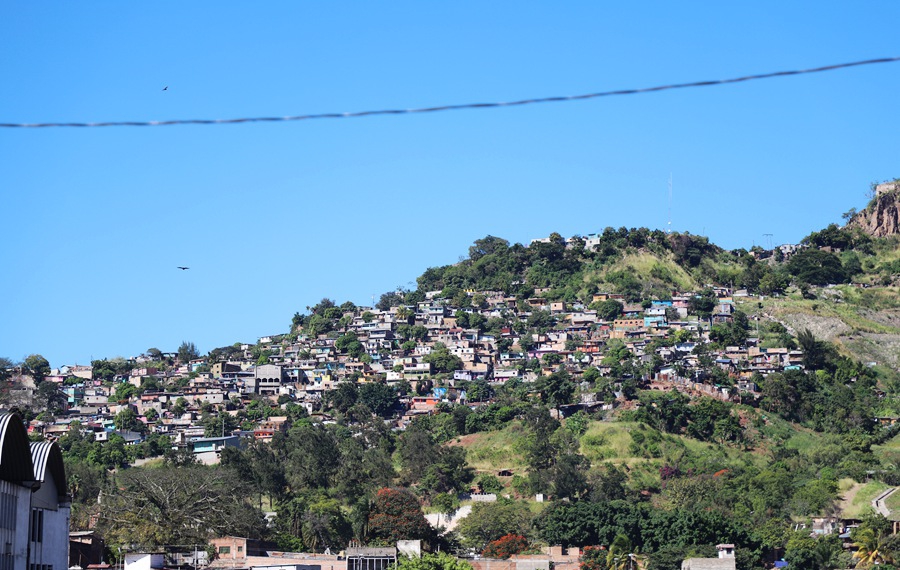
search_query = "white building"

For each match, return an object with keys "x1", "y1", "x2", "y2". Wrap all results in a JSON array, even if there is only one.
[
  {"x1": 29, "y1": 441, "x2": 70, "y2": 570},
  {"x1": 0, "y1": 412, "x2": 70, "y2": 570}
]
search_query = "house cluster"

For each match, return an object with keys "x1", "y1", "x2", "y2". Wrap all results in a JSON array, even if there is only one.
[{"x1": 15, "y1": 283, "x2": 813, "y2": 455}]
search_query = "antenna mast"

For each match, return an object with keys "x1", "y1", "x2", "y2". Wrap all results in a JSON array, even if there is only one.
[{"x1": 667, "y1": 174, "x2": 673, "y2": 233}]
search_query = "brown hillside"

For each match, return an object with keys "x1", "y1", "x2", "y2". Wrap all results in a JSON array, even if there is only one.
[{"x1": 852, "y1": 182, "x2": 900, "y2": 237}]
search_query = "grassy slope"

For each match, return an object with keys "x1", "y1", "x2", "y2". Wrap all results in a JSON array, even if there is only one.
[
  {"x1": 576, "y1": 251, "x2": 701, "y2": 299},
  {"x1": 455, "y1": 408, "x2": 900, "y2": 521},
  {"x1": 458, "y1": 422, "x2": 531, "y2": 474},
  {"x1": 869, "y1": 430, "x2": 900, "y2": 519},
  {"x1": 607, "y1": 252, "x2": 699, "y2": 290},
  {"x1": 461, "y1": 414, "x2": 828, "y2": 495},
  {"x1": 838, "y1": 479, "x2": 888, "y2": 518}
]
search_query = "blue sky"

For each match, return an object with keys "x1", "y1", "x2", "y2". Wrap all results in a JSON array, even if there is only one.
[{"x1": 2, "y1": 2, "x2": 899, "y2": 367}]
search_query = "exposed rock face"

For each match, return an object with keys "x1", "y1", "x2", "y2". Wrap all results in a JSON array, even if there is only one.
[{"x1": 851, "y1": 185, "x2": 900, "y2": 237}]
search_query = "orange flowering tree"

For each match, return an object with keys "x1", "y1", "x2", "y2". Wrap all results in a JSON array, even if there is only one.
[
  {"x1": 483, "y1": 534, "x2": 530, "y2": 559},
  {"x1": 579, "y1": 545, "x2": 609, "y2": 570}
]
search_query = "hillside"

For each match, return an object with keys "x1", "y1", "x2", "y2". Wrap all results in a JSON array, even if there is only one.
[
  {"x1": 405, "y1": 220, "x2": 900, "y2": 374},
  {"x1": 9, "y1": 183, "x2": 900, "y2": 570}
]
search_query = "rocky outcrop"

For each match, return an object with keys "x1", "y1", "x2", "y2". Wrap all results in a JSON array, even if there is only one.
[{"x1": 851, "y1": 183, "x2": 900, "y2": 237}]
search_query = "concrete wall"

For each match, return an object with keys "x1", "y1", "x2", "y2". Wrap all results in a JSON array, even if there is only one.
[
  {"x1": 29, "y1": 504, "x2": 71, "y2": 570},
  {"x1": 681, "y1": 558, "x2": 736, "y2": 570},
  {"x1": 0, "y1": 480, "x2": 32, "y2": 570},
  {"x1": 125, "y1": 553, "x2": 165, "y2": 570}
]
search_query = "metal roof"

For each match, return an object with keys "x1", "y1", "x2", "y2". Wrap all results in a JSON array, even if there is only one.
[{"x1": 0, "y1": 412, "x2": 35, "y2": 484}]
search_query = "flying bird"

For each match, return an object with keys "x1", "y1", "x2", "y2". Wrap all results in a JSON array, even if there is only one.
[
  {"x1": 177, "y1": 266, "x2": 189, "y2": 270},
  {"x1": 162, "y1": 86, "x2": 168, "y2": 91}
]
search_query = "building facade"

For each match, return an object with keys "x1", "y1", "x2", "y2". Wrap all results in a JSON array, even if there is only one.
[{"x1": 0, "y1": 413, "x2": 70, "y2": 570}]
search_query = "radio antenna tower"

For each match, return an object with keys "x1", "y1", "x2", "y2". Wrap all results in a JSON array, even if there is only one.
[{"x1": 667, "y1": 174, "x2": 673, "y2": 233}]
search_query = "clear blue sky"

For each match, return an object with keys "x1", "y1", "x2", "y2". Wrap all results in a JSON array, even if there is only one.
[{"x1": 2, "y1": 2, "x2": 899, "y2": 367}]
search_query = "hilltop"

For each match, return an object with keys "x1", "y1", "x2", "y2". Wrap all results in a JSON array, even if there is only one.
[
  {"x1": 5, "y1": 183, "x2": 900, "y2": 570},
  {"x1": 850, "y1": 180, "x2": 900, "y2": 238}
]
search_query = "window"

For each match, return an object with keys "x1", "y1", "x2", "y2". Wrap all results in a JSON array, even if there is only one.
[
  {"x1": 218, "y1": 547, "x2": 230, "y2": 555},
  {"x1": 30, "y1": 509, "x2": 44, "y2": 543},
  {"x1": 237, "y1": 546, "x2": 243, "y2": 553}
]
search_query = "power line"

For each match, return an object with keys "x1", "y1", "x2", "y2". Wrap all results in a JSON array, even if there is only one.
[{"x1": 2, "y1": 56, "x2": 899, "y2": 129}]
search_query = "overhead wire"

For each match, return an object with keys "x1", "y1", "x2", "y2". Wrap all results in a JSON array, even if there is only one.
[{"x1": 1, "y1": 56, "x2": 898, "y2": 129}]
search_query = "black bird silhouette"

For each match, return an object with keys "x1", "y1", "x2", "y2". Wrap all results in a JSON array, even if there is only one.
[
  {"x1": 163, "y1": 86, "x2": 168, "y2": 91},
  {"x1": 177, "y1": 266, "x2": 189, "y2": 270}
]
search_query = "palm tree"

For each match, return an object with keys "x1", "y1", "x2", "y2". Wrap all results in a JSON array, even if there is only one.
[
  {"x1": 852, "y1": 526, "x2": 896, "y2": 568},
  {"x1": 606, "y1": 535, "x2": 633, "y2": 570}
]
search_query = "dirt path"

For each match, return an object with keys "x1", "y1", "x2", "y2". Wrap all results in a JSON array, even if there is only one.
[
  {"x1": 837, "y1": 481, "x2": 871, "y2": 516},
  {"x1": 839, "y1": 482, "x2": 864, "y2": 512}
]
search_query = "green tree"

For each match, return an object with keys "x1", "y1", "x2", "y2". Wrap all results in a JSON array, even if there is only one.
[
  {"x1": 594, "y1": 300, "x2": 624, "y2": 321},
  {"x1": 469, "y1": 236, "x2": 510, "y2": 261},
  {"x1": 431, "y1": 492, "x2": 459, "y2": 516},
  {"x1": 35, "y1": 380, "x2": 66, "y2": 414},
  {"x1": 302, "y1": 498, "x2": 352, "y2": 552},
  {"x1": 787, "y1": 248, "x2": 848, "y2": 286},
  {"x1": 273, "y1": 496, "x2": 310, "y2": 551},
  {"x1": 171, "y1": 396, "x2": 188, "y2": 416},
  {"x1": 477, "y1": 473, "x2": 503, "y2": 494},
  {"x1": 284, "y1": 422, "x2": 341, "y2": 490},
  {"x1": 587, "y1": 464, "x2": 628, "y2": 502},
  {"x1": 519, "y1": 333, "x2": 536, "y2": 352},
  {"x1": 114, "y1": 382, "x2": 137, "y2": 402},
  {"x1": 376, "y1": 291, "x2": 405, "y2": 311},
  {"x1": 536, "y1": 369, "x2": 575, "y2": 414},
  {"x1": 359, "y1": 382, "x2": 399, "y2": 417},
  {"x1": 326, "y1": 382, "x2": 359, "y2": 414},
  {"x1": 305, "y1": 314, "x2": 334, "y2": 337},
  {"x1": 457, "y1": 500, "x2": 533, "y2": 551},
  {"x1": 0, "y1": 357, "x2": 15, "y2": 382},
  {"x1": 467, "y1": 379, "x2": 494, "y2": 403},
  {"x1": 23, "y1": 354, "x2": 50, "y2": 382},
  {"x1": 424, "y1": 343, "x2": 463, "y2": 373},
  {"x1": 201, "y1": 412, "x2": 239, "y2": 437},
  {"x1": 335, "y1": 332, "x2": 365, "y2": 359},
  {"x1": 689, "y1": 289, "x2": 718, "y2": 323},
  {"x1": 398, "y1": 427, "x2": 473, "y2": 497},
  {"x1": 177, "y1": 341, "x2": 200, "y2": 363},
  {"x1": 551, "y1": 449, "x2": 589, "y2": 500},
  {"x1": 391, "y1": 553, "x2": 473, "y2": 570},
  {"x1": 796, "y1": 328, "x2": 832, "y2": 371},
  {"x1": 114, "y1": 408, "x2": 144, "y2": 432},
  {"x1": 851, "y1": 514, "x2": 899, "y2": 568}
]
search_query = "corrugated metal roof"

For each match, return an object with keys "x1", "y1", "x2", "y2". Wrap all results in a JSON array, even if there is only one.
[
  {"x1": 30, "y1": 439, "x2": 68, "y2": 497},
  {"x1": 0, "y1": 411, "x2": 35, "y2": 484}
]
